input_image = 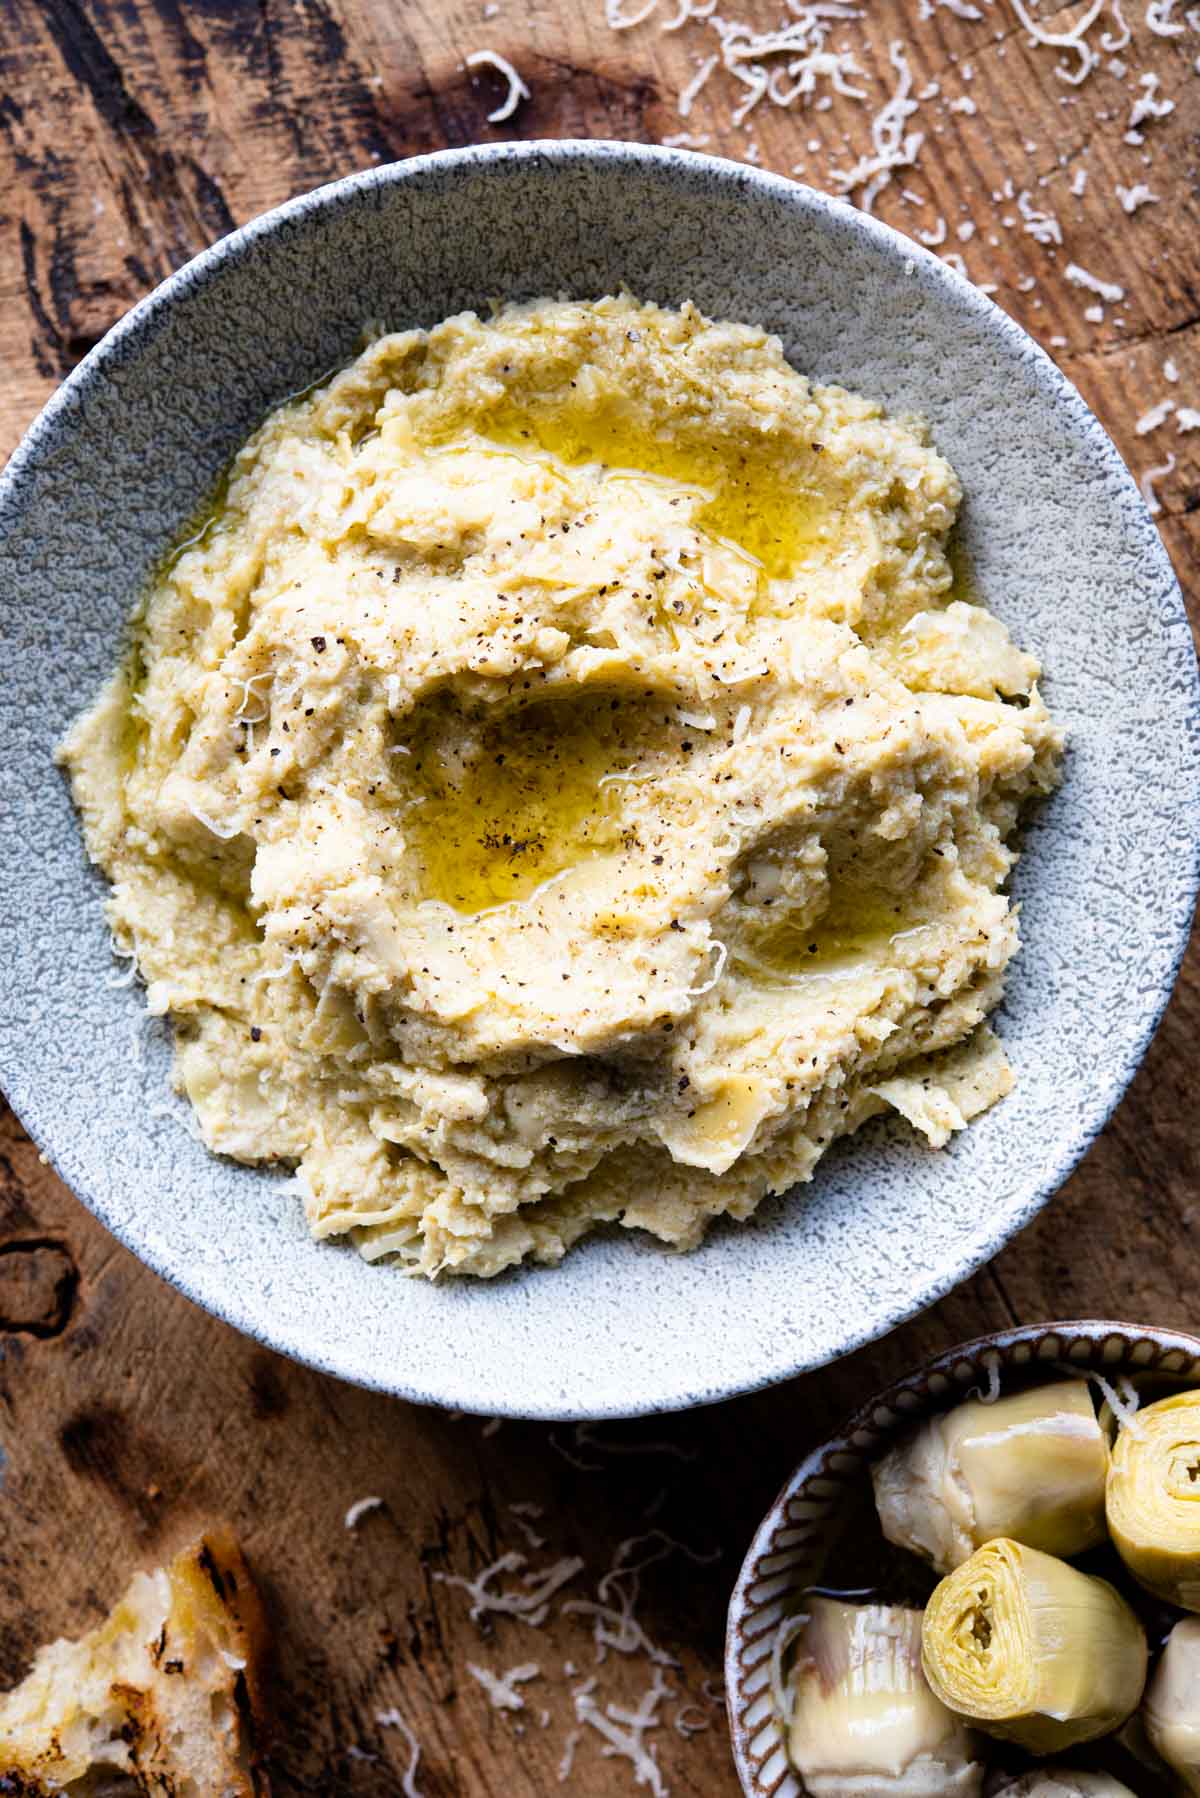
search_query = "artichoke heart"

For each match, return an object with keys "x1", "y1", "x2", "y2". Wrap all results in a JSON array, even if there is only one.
[
  {"x1": 788, "y1": 1598, "x2": 983, "y2": 1798},
  {"x1": 999, "y1": 1774, "x2": 1138, "y2": 1798},
  {"x1": 1143, "y1": 1617, "x2": 1200, "y2": 1795},
  {"x1": 920, "y1": 1538, "x2": 1147, "y2": 1752},
  {"x1": 873, "y1": 1379, "x2": 1108, "y2": 1574},
  {"x1": 1107, "y1": 1389, "x2": 1200, "y2": 1609}
]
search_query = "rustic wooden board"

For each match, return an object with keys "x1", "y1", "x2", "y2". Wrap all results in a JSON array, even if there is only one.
[{"x1": 0, "y1": 0, "x2": 1197, "y2": 1790}]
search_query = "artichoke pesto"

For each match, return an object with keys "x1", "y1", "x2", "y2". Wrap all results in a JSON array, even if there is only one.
[{"x1": 59, "y1": 295, "x2": 1062, "y2": 1278}]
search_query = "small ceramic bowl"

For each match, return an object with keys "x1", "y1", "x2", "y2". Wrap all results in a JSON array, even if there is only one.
[
  {"x1": 1, "y1": 142, "x2": 1198, "y2": 1419},
  {"x1": 725, "y1": 1319, "x2": 1200, "y2": 1798}
]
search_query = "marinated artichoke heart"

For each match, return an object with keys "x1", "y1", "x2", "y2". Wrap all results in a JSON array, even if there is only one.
[
  {"x1": 873, "y1": 1379, "x2": 1108, "y2": 1574},
  {"x1": 788, "y1": 1598, "x2": 983, "y2": 1798},
  {"x1": 1107, "y1": 1390, "x2": 1200, "y2": 1609},
  {"x1": 999, "y1": 1774, "x2": 1138, "y2": 1798},
  {"x1": 1143, "y1": 1617, "x2": 1200, "y2": 1795},
  {"x1": 920, "y1": 1538, "x2": 1147, "y2": 1752}
]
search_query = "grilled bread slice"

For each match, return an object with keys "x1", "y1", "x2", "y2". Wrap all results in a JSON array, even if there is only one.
[{"x1": 0, "y1": 1527, "x2": 269, "y2": 1795}]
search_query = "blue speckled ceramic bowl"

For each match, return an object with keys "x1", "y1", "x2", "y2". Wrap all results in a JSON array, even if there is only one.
[{"x1": 0, "y1": 143, "x2": 1196, "y2": 1419}]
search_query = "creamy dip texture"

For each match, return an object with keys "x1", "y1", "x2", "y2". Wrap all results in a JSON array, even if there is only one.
[{"x1": 60, "y1": 296, "x2": 1063, "y2": 1278}]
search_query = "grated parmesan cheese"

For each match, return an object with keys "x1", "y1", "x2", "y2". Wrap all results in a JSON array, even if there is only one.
[
  {"x1": 1129, "y1": 71, "x2": 1174, "y2": 129},
  {"x1": 435, "y1": 1550, "x2": 584, "y2": 1627},
  {"x1": 344, "y1": 1495, "x2": 384, "y2": 1530},
  {"x1": 672, "y1": 1702, "x2": 712, "y2": 1737},
  {"x1": 1009, "y1": 0, "x2": 1107, "y2": 84},
  {"x1": 1177, "y1": 409, "x2": 1200, "y2": 432},
  {"x1": 465, "y1": 50, "x2": 531, "y2": 122},
  {"x1": 1085, "y1": 1369, "x2": 1146, "y2": 1436},
  {"x1": 1136, "y1": 399, "x2": 1175, "y2": 434},
  {"x1": 685, "y1": 938, "x2": 727, "y2": 999},
  {"x1": 574, "y1": 1667, "x2": 673, "y2": 1796},
  {"x1": 1164, "y1": 358, "x2": 1180, "y2": 382},
  {"x1": 829, "y1": 39, "x2": 923, "y2": 210},
  {"x1": 230, "y1": 673, "x2": 270, "y2": 724},
  {"x1": 558, "y1": 1727, "x2": 583, "y2": 1782},
  {"x1": 509, "y1": 1501, "x2": 547, "y2": 1553},
  {"x1": 1103, "y1": 0, "x2": 1132, "y2": 47},
  {"x1": 1065, "y1": 262, "x2": 1125, "y2": 302},
  {"x1": 570, "y1": 1425, "x2": 698, "y2": 1463},
  {"x1": 768, "y1": 1610, "x2": 812, "y2": 1724},
  {"x1": 970, "y1": 1349, "x2": 1002, "y2": 1403},
  {"x1": 107, "y1": 936, "x2": 140, "y2": 989},
  {"x1": 564, "y1": 1530, "x2": 718, "y2": 1671},
  {"x1": 1139, "y1": 452, "x2": 1176, "y2": 515},
  {"x1": 1116, "y1": 182, "x2": 1161, "y2": 211},
  {"x1": 677, "y1": 52, "x2": 719, "y2": 116},
  {"x1": 467, "y1": 1661, "x2": 541, "y2": 1710},
  {"x1": 186, "y1": 804, "x2": 241, "y2": 840},
  {"x1": 376, "y1": 1710, "x2": 424, "y2": 1797},
  {"x1": 1017, "y1": 189, "x2": 1063, "y2": 244}
]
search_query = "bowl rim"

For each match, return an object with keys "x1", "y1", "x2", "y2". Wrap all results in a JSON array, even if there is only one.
[
  {"x1": 1, "y1": 139, "x2": 1198, "y2": 1417},
  {"x1": 723, "y1": 1317, "x2": 1200, "y2": 1797}
]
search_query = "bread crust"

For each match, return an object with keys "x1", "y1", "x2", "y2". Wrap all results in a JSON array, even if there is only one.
[{"x1": 0, "y1": 1529, "x2": 270, "y2": 1795}]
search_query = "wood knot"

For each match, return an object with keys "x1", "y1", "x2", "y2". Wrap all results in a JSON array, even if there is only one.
[{"x1": 0, "y1": 1239, "x2": 78, "y2": 1337}]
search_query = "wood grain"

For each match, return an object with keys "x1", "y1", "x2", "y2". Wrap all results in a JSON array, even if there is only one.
[{"x1": 0, "y1": 0, "x2": 1197, "y2": 1790}]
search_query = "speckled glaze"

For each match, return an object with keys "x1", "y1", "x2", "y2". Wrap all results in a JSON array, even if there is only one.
[
  {"x1": 0, "y1": 143, "x2": 1197, "y2": 1419},
  {"x1": 725, "y1": 1319, "x2": 1200, "y2": 1798}
]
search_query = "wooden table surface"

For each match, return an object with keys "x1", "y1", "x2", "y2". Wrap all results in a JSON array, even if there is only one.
[{"x1": 0, "y1": 0, "x2": 1197, "y2": 1791}]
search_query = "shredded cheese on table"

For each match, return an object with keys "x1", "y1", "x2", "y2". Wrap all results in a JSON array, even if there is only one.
[
  {"x1": 1116, "y1": 181, "x2": 1161, "y2": 211},
  {"x1": 606, "y1": 0, "x2": 659, "y2": 23},
  {"x1": 1009, "y1": 0, "x2": 1108, "y2": 84},
  {"x1": 1139, "y1": 452, "x2": 1176, "y2": 514},
  {"x1": 1129, "y1": 69, "x2": 1175, "y2": 126},
  {"x1": 344, "y1": 1495, "x2": 384, "y2": 1530},
  {"x1": 572, "y1": 1423, "x2": 697, "y2": 1463},
  {"x1": 510, "y1": 1502, "x2": 548, "y2": 1550},
  {"x1": 1065, "y1": 262, "x2": 1125, "y2": 302},
  {"x1": 564, "y1": 1531, "x2": 719, "y2": 1670},
  {"x1": 1017, "y1": 190, "x2": 1063, "y2": 245},
  {"x1": 677, "y1": 53, "x2": 719, "y2": 116},
  {"x1": 464, "y1": 50, "x2": 531, "y2": 122},
  {"x1": 1136, "y1": 399, "x2": 1175, "y2": 434},
  {"x1": 435, "y1": 1550, "x2": 584, "y2": 1627},
  {"x1": 558, "y1": 1727, "x2": 583, "y2": 1781},
  {"x1": 467, "y1": 1661, "x2": 542, "y2": 1711},
  {"x1": 375, "y1": 1710, "x2": 424, "y2": 1798},
  {"x1": 574, "y1": 1667, "x2": 674, "y2": 1796},
  {"x1": 829, "y1": 40, "x2": 923, "y2": 210}
]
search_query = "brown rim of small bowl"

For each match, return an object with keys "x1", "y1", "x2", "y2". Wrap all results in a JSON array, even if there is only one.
[{"x1": 723, "y1": 1318, "x2": 1200, "y2": 1798}]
